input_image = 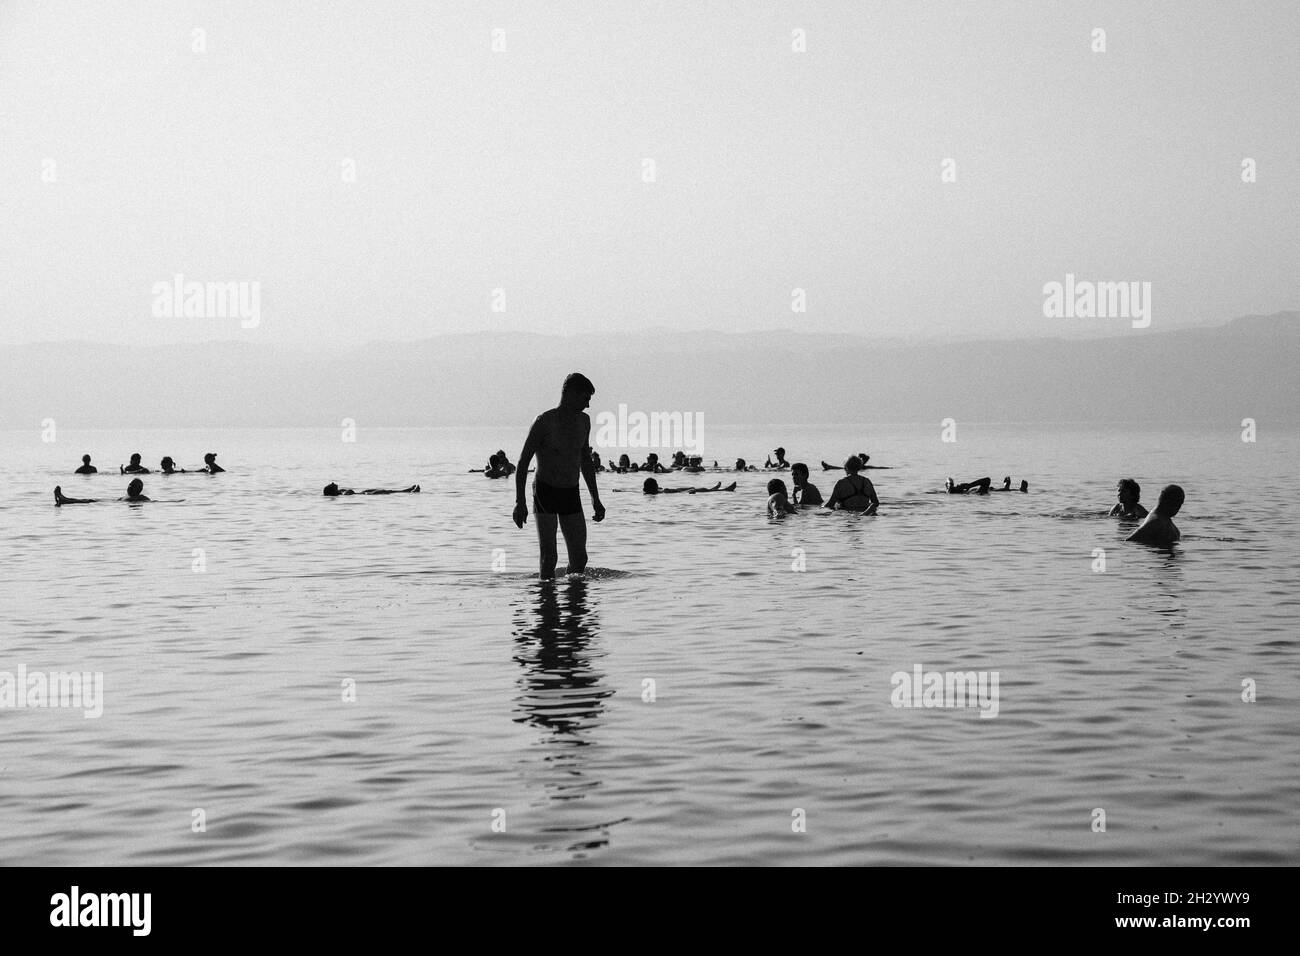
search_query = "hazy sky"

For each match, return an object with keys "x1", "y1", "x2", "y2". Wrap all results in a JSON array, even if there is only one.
[{"x1": 2, "y1": 0, "x2": 1297, "y2": 347}]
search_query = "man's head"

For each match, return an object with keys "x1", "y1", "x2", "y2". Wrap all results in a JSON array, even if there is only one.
[
  {"x1": 767, "y1": 478, "x2": 787, "y2": 496},
  {"x1": 642, "y1": 477, "x2": 659, "y2": 495},
  {"x1": 735, "y1": 458, "x2": 747, "y2": 470},
  {"x1": 82, "y1": 454, "x2": 91, "y2": 465},
  {"x1": 129, "y1": 453, "x2": 142, "y2": 465},
  {"x1": 844, "y1": 456, "x2": 862, "y2": 474},
  {"x1": 1155, "y1": 484, "x2": 1184, "y2": 517},
  {"x1": 161, "y1": 456, "x2": 174, "y2": 470},
  {"x1": 774, "y1": 447, "x2": 786, "y2": 459},
  {"x1": 1117, "y1": 478, "x2": 1141, "y2": 505},
  {"x1": 127, "y1": 478, "x2": 144, "y2": 496},
  {"x1": 791, "y1": 462, "x2": 809, "y2": 483},
  {"x1": 561, "y1": 372, "x2": 595, "y2": 410},
  {"x1": 204, "y1": 453, "x2": 217, "y2": 464}
]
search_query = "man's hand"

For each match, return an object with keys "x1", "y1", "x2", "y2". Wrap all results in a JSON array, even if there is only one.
[
  {"x1": 513, "y1": 502, "x2": 528, "y2": 529},
  {"x1": 592, "y1": 498, "x2": 606, "y2": 522}
]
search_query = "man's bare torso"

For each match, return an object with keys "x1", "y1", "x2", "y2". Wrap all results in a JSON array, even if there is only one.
[{"x1": 532, "y1": 408, "x2": 590, "y2": 488}]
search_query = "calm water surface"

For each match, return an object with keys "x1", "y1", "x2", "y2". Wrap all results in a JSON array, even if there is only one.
[{"x1": 1, "y1": 423, "x2": 1297, "y2": 865}]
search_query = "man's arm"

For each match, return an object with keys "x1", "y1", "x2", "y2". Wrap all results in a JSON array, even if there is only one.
[
  {"x1": 580, "y1": 416, "x2": 604, "y2": 521},
  {"x1": 513, "y1": 418, "x2": 540, "y2": 528}
]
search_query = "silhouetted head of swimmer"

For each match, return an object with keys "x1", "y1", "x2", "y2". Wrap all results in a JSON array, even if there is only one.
[
  {"x1": 844, "y1": 456, "x2": 862, "y2": 474},
  {"x1": 1155, "y1": 484, "x2": 1184, "y2": 517},
  {"x1": 1117, "y1": 477, "x2": 1141, "y2": 506},
  {"x1": 560, "y1": 372, "x2": 595, "y2": 412},
  {"x1": 161, "y1": 456, "x2": 175, "y2": 472},
  {"x1": 735, "y1": 458, "x2": 747, "y2": 470},
  {"x1": 323, "y1": 482, "x2": 341, "y2": 496},
  {"x1": 82, "y1": 454, "x2": 91, "y2": 465},
  {"x1": 774, "y1": 447, "x2": 786, "y2": 460},
  {"x1": 767, "y1": 478, "x2": 787, "y2": 496},
  {"x1": 643, "y1": 478, "x2": 659, "y2": 495},
  {"x1": 618, "y1": 454, "x2": 630, "y2": 467},
  {"x1": 126, "y1": 478, "x2": 144, "y2": 497},
  {"x1": 858, "y1": 452, "x2": 869, "y2": 465},
  {"x1": 204, "y1": 453, "x2": 216, "y2": 464},
  {"x1": 791, "y1": 462, "x2": 809, "y2": 483},
  {"x1": 129, "y1": 453, "x2": 142, "y2": 466}
]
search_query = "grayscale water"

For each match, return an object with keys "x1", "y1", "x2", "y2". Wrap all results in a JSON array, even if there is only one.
[{"x1": 1, "y1": 423, "x2": 1297, "y2": 865}]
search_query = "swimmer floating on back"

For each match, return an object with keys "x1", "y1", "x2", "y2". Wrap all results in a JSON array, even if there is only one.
[
  {"x1": 324, "y1": 483, "x2": 420, "y2": 496},
  {"x1": 946, "y1": 476, "x2": 992, "y2": 495},
  {"x1": 54, "y1": 478, "x2": 152, "y2": 505},
  {"x1": 641, "y1": 477, "x2": 736, "y2": 495}
]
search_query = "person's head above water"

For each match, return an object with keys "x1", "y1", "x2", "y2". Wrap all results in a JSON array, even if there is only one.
[
  {"x1": 843, "y1": 456, "x2": 863, "y2": 474},
  {"x1": 126, "y1": 478, "x2": 144, "y2": 496},
  {"x1": 767, "y1": 478, "x2": 787, "y2": 496},
  {"x1": 618, "y1": 454, "x2": 631, "y2": 467},
  {"x1": 791, "y1": 462, "x2": 809, "y2": 483},
  {"x1": 129, "y1": 453, "x2": 142, "y2": 465},
  {"x1": 1117, "y1": 478, "x2": 1141, "y2": 504},
  {"x1": 735, "y1": 458, "x2": 747, "y2": 469},
  {"x1": 1154, "y1": 484, "x2": 1184, "y2": 517},
  {"x1": 82, "y1": 454, "x2": 92, "y2": 465},
  {"x1": 643, "y1": 477, "x2": 660, "y2": 495},
  {"x1": 161, "y1": 456, "x2": 175, "y2": 470},
  {"x1": 774, "y1": 447, "x2": 786, "y2": 459},
  {"x1": 323, "y1": 482, "x2": 341, "y2": 496},
  {"x1": 204, "y1": 453, "x2": 217, "y2": 464},
  {"x1": 857, "y1": 452, "x2": 869, "y2": 465}
]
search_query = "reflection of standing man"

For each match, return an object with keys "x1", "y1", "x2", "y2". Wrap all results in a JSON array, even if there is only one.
[{"x1": 513, "y1": 373, "x2": 605, "y2": 578}]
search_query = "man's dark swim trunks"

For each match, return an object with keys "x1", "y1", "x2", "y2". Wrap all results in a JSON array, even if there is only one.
[{"x1": 534, "y1": 480, "x2": 582, "y2": 516}]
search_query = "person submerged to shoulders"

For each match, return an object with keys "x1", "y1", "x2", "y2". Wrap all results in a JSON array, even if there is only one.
[
  {"x1": 75, "y1": 454, "x2": 97, "y2": 474},
  {"x1": 790, "y1": 462, "x2": 823, "y2": 507},
  {"x1": 121, "y1": 453, "x2": 151, "y2": 474},
  {"x1": 641, "y1": 477, "x2": 735, "y2": 495},
  {"x1": 1126, "y1": 484, "x2": 1183, "y2": 547},
  {"x1": 826, "y1": 457, "x2": 879, "y2": 513},
  {"x1": 766, "y1": 478, "x2": 798, "y2": 516},
  {"x1": 1109, "y1": 477, "x2": 1148, "y2": 519},
  {"x1": 160, "y1": 456, "x2": 188, "y2": 474},
  {"x1": 202, "y1": 453, "x2": 225, "y2": 474},
  {"x1": 734, "y1": 458, "x2": 757, "y2": 471},
  {"x1": 324, "y1": 482, "x2": 420, "y2": 496},
  {"x1": 765, "y1": 447, "x2": 790, "y2": 469}
]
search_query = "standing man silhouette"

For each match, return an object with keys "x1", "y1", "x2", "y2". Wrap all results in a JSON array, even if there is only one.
[{"x1": 514, "y1": 373, "x2": 606, "y2": 578}]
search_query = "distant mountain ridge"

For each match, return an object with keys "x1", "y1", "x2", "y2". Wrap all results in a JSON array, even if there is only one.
[{"x1": 2, "y1": 312, "x2": 1296, "y2": 429}]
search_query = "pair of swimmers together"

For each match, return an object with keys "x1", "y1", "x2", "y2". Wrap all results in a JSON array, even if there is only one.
[
  {"x1": 75, "y1": 453, "x2": 224, "y2": 475},
  {"x1": 1112, "y1": 478, "x2": 1184, "y2": 547},
  {"x1": 474, "y1": 451, "x2": 516, "y2": 479},
  {"x1": 768, "y1": 458, "x2": 879, "y2": 516}
]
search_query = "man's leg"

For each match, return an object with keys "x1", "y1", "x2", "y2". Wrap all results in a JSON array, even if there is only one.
[
  {"x1": 535, "y1": 512, "x2": 560, "y2": 578},
  {"x1": 558, "y1": 511, "x2": 588, "y2": 574}
]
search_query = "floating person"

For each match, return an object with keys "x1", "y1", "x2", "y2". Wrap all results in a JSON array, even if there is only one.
[
  {"x1": 824, "y1": 455, "x2": 891, "y2": 470},
  {"x1": 121, "y1": 453, "x2": 151, "y2": 474},
  {"x1": 790, "y1": 462, "x2": 823, "y2": 507},
  {"x1": 946, "y1": 476, "x2": 992, "y2": 495},
  {"x1": 734, "y1": 458, "x2": 758, "y2": 471},
  {"x1": 202, "y1": 453, "x2": 225, "y2": 473},
  {"x1": 826, "y1": 457, "x2": 879, "y2": 512},
  {"x1": 1126, "y1": 484, "x2": 1183, "y2": 548},
  {"x1": 324, "y1": 482, "x2": 420, "y2": 496},
  {"x1": 160, "y1": 456, "x2": 189, "y2": 474},
  {"x1": 55, "y1": 479, "x2": 165, "y2": 504},
  {"x1": 483, "y1": 453, "x2": 509, "y2": 478},
  {"x1": 74, "y1": 455, "x2": 97, "y2": 475},
  {"x1": 513, "y1": 372, "x2": 606, "y2": 579},
  {"x1": 765, "y1": 447, "x2": 791, "y2": 469},
  {"x1": 1109, "y1": 478, "x2": 1148, "y2": 519},
  {"x1": 642, "y1": 477, "x2": 736, "y2": 495},
  {"x1": 766, "y1": 478, "x2": 797, "y2": 516}
]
